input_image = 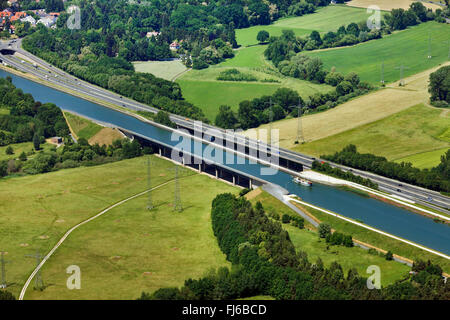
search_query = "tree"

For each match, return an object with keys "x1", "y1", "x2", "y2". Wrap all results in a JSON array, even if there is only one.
[
  {"x1": 336, "y1": 80, "x2": 353, "y2": 96},
  {"x1": 215, "y1": 105, "x2": 238, "y2": 129},
  {"x1": 257, "y1": 30, "x2": 270, "y2": 43},
  {"x1": 33, "y1": 133, "x2": 40, "y2": 151},
  {"x1": 429, "y1": 66, "x2": 450, "y2": 105},
  {"x1": 309, "y1": 30, "x2": 322, "y2": 46},
  {"x1": 19, "y1": 151, "x2": 27, "y2": 161},
  {"x1": 385, "y1": 251, "x2": 394, "y2": 261},
  {"x1": 5, "y1": 146, "x2": 13, "y2": 155},
  {"x1": 318, "y1": 223, "x2": 331, "y2": 238}
]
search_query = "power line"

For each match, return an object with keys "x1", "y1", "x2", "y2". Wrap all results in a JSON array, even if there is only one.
[{"x1": 25, "y1": 250, "x2": 43, "y2": 290}]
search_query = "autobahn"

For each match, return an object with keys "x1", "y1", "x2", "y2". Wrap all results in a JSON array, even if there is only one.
[{"x1": 1, "y1": 38, "x2": 449, "y2": 212}]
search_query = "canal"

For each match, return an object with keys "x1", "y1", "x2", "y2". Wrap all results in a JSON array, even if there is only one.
[{"x1": 1, "y1": 69, "x2": 449, "y2": 256}]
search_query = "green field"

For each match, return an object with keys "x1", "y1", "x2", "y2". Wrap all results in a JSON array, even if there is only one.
[
  {"x1": 307, "y1": 22, "x2": 450, "y2": 84},
  {"x1": 298, "y1": 202, "x2": 450, "y2": 272},
  {"x1": 250, "y1": 191, "x2": 411, "y2": 286},
  {"x1": 394, "y1": 147, "x2": 450, "y2": 169},
  {"x1": 0, "y1": 142, "x2": 53, "y2": 162},
  {"x1": 64, "y1": 112, "x2": 103, "y2": 141},
  {"x1": 133, "y1": 60, "x2": 187, "y2": 81},
  {"x1": 296, "y1": 104, "x2": 450, "y2": 167},
  {"x1": 24, "y1": 173, "x2": 236, "y2": 300},
  {"x1": 178, "y1": 45, "x2": 332, "y2": 121},
  {"x1": 236, "y1": 5, "x2": 386, "y2": 47},
  {"x1": 0, "y1": 155, "x2": 238, "y2": 299}
]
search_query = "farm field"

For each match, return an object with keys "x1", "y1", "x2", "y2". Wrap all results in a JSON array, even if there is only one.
[
  {"x1": 24, "y1": 173, "x2": 236, "y2": 300},
  {"x1": 249, "y1": 191, "x2": 411, "y2": 286},
  {"x1": 295, "y1": 103, "x2": 450, "y2": 166},
  {"x1": 64, "y1": 112, "x2": 102, "y2": 141},
  {"x1": 236, "y1": 5, "x2": 387, "y2": 47},
  {"x1": 178, "y1": 45, "x2": 333, "y2": 121},
  {"x1": 133, "y1": 60, "x2": 187, "y2": 81},
  {"x1": 346, "y1": 0, "x2": 442, "y2": 11},
  {"x1": 307, "y1": 22, "x2": 450, "y2": 84},
  {"x1": 0, "y1": 155, "x2": 237, "y2": 298},
  {"x1": 243, "y1": 62, "x2": 449, "y2": 152}
]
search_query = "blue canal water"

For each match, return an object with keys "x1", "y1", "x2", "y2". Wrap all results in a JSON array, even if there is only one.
[{"x1": 1, "y1": 70, "x2": 449, "y2": 255}]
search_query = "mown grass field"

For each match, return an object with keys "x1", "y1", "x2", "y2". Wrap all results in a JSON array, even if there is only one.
[
  {"x1": 236, "y1": 5, "x2": 386, "y2": 47},
  {"x1": 295, "y1": 104, "x2": 450, "y2": 167},
  {"x1": 394, "y1": 147, "x2": 449, "y2": 169},
  {"x1": 0, "y1": 155, "x2": 237, "y2": 299},
  {"x1": 178, "y1": 45, "x2": 332, "y2": 121},
  {"x1": 307, "y1": 22, "x2": 450, "y2": 84},
  {"x1": 133, "y1": 60, "x2": 187, "y2": 81},
  {"x1": 24, "y1": 173, "x2": 236, "y2": 300},
  {"x1": 64, "y1": 112, "x2": 102, "y2": 141},
  {"x1": 0, "y1": 142, "x2": 53, "y2": 162},
  {"x1": 249, "y1": 191, "x2": 411, "y2": 286}
]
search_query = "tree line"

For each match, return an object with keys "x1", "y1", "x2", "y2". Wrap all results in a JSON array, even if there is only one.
[
  {"x1": 429, "y1": 66, "x2": 449, "y2": 108},
  {"x1": 138, "y1": 193, "x2": 449, "y2": 300},
  {"x1": 321, "y1": 145, "x2": 450, "y2": 193}
]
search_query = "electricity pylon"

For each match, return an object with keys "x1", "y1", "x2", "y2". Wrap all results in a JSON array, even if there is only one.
[
  {"x1": 395, "y1": 64, "x2": 409, "y2": 86},
  {"x1": 0, "y1": 251, "x2": 10, "y2": 289},
  {"x1": 172, "y1": 166, "x2": 183, "y2": 212},
  {"x1": 428, "y1": 32, "x2": 432, "y2": 59},
  {"x1": 25, "y1": 250, "x2": 43, "y2": 290},
  {"x1": 296, "y1": 99, "x2": 304, "y2": 144},
  {"x1": 380, "y1": 61, "x2": 385, "y2": 85},
  {"x1": 146, "y1": 155, "x2": 153, "y2": 210}
]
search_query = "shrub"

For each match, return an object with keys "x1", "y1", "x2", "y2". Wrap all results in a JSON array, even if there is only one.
[
  {"x1": 385, "y1": 251, "x2": 394, "y2": 261},
  {"x1": 281, "y1": 214, "x2": 291, "y2": 224},
  {"x1": 318, "y1": 223, "x2": 331, "y2": 238},
  {"x1": 5, "y1": 146, "x2": 13, "y2": 155}
]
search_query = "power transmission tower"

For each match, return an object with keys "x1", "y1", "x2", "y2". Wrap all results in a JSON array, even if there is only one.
[
  {"x1": 395, "y1": 64, "x2": 409, "y2": 86},
  {"x1": 428, "y1": 32, "x2": 432, "y2": 59},
  {"x1": 172, "y1": 166, "x2": 183, "y2": 212},
  {"x1": 380, "y1": 61, "x2": 385, "y2": 85},
  {"x1": 296, "y1": 99, "x2": 304, "y2": 144},
  {"x1": 268, "y1": 98, "x2": 273, "y2": 146},
  {"x1": 0, "y1": 251, "x2": 10, "y2": 289},
  {"x1": 146, "y1": 155, "x2": 153, "y2": 210},
  {"x1": 443, "y1": 40, "x2": 450, "y2": 60},
  {"x1": 25, "y1": 250, "x2": 43, "y2": 290}
]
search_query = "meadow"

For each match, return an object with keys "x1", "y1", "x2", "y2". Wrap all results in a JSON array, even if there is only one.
[
  {"x1": 249, "y1": 191, "x2": 411, "y2": 286},
  {"x1": 23, "y1": 173, "x2": 236, "y2": 300},
  {"x1": 178, "y1": 46, "x2": 332, "y2": 121},
  {"x1": 133, "y1": 60, "x2": 187, "y2": 81},
  {"x1": 295, "y1": 103, "x2": 450, "y2": 167},
  {"x1": 346, "y1": 0, "x2": 442, "y2": 11},
  {"x1": 0, "y1": 155, "x2": 236, "y2": 298},
  {"x1": 0, "y1": 142, "x2": 53, "y2": 162},
  {"x1": 236, "y1": 5, "x2": 386, "y2": 47},
  {"x1": 307, "y1": 22, "x2": 450, "y2": 84}
]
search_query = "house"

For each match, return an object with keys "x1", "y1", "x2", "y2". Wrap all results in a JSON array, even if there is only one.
[
  {"x1": 10, "y1": 12, "x2": 27, "y2": 23},
  {"x1": 146, "y1": 31, "x2": 160, "y2": 39},
  {"x1": 170, "y1": 41, "x2": 180, "y2": 51},
  {"x1": 21, "y1": 15, "x2": 36, "y2": 27},
  {"x1": 50, "y1": 137, "x2": 63, "y2": 145},
  {"x1": 37, "y1": 15, "x2": 57, "y2": 28},
  {"x1": 0, "y1": 10, "x2": 12, "y2": 19}
]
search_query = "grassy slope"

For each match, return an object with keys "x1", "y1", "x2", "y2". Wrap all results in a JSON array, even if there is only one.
[
  {"x1": 308, "y1": 22, "x2": 450, "y2": 84},
  {"x1": 178, "y1": 46, "x2": 332, "y2": 121},
  {"x1": 24, "y1": 173, "x2": 236, "y2": 300},
  {"x1": 249, "y1": 191, "x2": 410, "y2": 286},
  {"x1": 300, "y1": 203, "x2": 450, "y2": 272},
  {"x1": 0, "y1": 142, "x2": 53, "y2": 161},
  {"x1": 64, "y1": 111, "x2": 102, "y2": 141},
  {"x1": 0, "y1": 156, "x2": 228, "y2": 298},
  {"x1": 236, "y1": 5, "x2": 386, "y2": 47},
  {"x1": 132, "y1": 60, "x2": 187, "y2": 81},
  {"x1": 394, "y1": 147, "x2": 449, "y2": 169},
  {"x1": 346, "y1": 0, "x2": 442, "y2": 11},
  {"x1": 295, "y1": 103, "x2": 450, "y2": 165}
]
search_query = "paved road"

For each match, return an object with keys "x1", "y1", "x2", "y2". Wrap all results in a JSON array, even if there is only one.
[{"x1": 1, "y1": 39, "x2": 449, "y2": 211}]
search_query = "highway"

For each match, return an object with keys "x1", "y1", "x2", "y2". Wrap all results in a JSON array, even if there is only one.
[{"x1": 1, "y1": 38, "x2": 449, "y2": 212}]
